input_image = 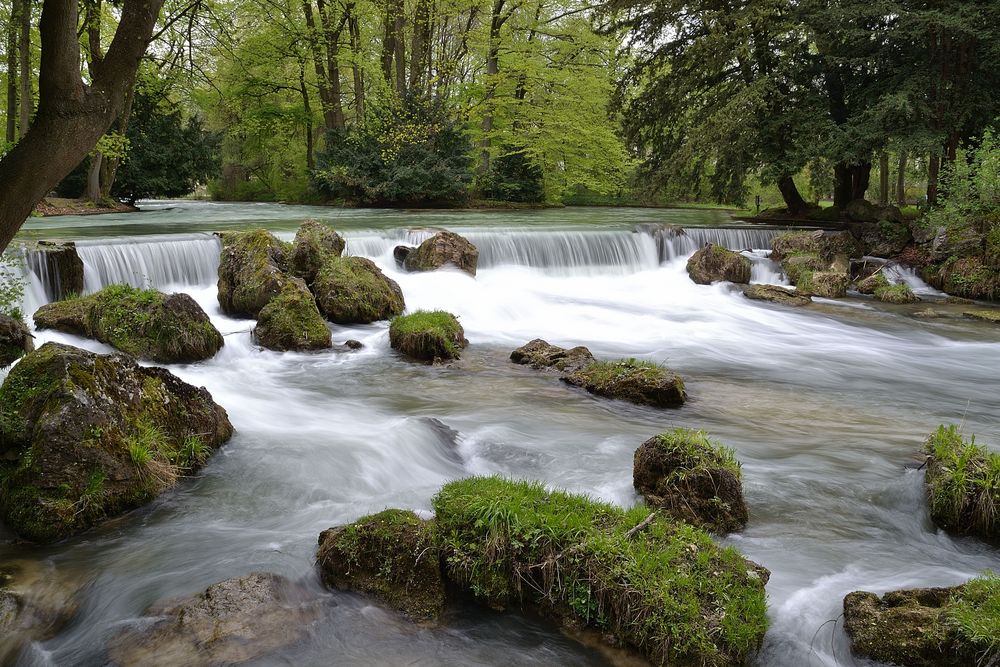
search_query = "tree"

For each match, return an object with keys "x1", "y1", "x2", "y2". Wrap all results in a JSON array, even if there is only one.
[{"x1": 0, "y1": 0, "x2": 165, "y2": 253}]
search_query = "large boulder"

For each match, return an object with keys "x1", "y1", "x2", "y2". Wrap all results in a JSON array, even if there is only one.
[
  {"x1": 562, "y1": 358, "x2": 686, "y2": 408},
  {"x1": 771, "y1": 230, "x2": 859, "y2": 264},
  {"x1": 0, "y1": 314, "x2": 33, "y2": 367},
  {"x1": 290, "y1": 220, "x2": 345, "y2": 283},
  {"x1": 742, "y1": 284, "x2": 810, "y2": 307},
  {"x1": 318, "y1": 509, "x2": 445, "y2": 623},
  {"x1": 217, "y1": 230, "x2": 294, "y2": 317},
  {"x1": 633, "y1": 429, "x2": 748, "y2": 533},
  {"x1": 509, "y1": 338, "x2": 595, "y2": 372},
  {"x1": 109, "y1": 573, "x2": 323, "y2": 667},
  {"x1": 844, "y1": 574, "x2": 999, "y2": 667},
  {"x1": 796, "y1": 270, "x2": 849, "y2": 298},
  {"x1": 388, "y1": 310, "x2": 467, "y2": 362},
  {"x1": 849, "y1": 220, "x2": 913, "y2": 257},
  {"x1": 923, "y1": 257, "x2": 1000, "y2": 301},
  {"x1": 254, "y1": 279, "x2": 331, "y2": 352},
  {"x1": 27, "y1": 241, "x2": 84, "y2": 301},
  {"x1": 924, "y1": 425, "x2": 1000, "y2": 543},
  {"x1": 34, "y1": 285, "x2": 223, "y2": 363},
  {"x1": 312, "y1": 256, "x2": 405, "y2": 324},
  {"x1": 686, "y1": 244, "x2": 751, "y2": 284},
  {"x1": 0, "y1": 342, "x2": 233, "y2": 542},
  {"x1": 403, "y1": 231, "x2": 479, "y2": 276}
]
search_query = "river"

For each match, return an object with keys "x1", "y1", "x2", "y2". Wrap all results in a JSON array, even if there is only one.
[{"x1": 3, "y1": 201, "x2": 999, "y2": 666}]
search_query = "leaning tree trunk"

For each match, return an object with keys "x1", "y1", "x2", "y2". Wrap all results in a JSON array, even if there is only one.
[
  {"x1": 777, "y1": 175, "x2": 808, "y2": 215},
  {"x1": 5, "y1": 5, "x2": 17, "y2": 144},
  {"x1": 17, "y1": 0, "x2": 30, "y2": 135},
  {"x1": 0, "y1": 0, "x2": 165, "y2": 253}
]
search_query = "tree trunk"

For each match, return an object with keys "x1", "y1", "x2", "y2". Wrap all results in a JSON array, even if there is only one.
[
  {"x1": 895, "y1": 151, "x2": 907, "y2": 207},
  {"x1": 851, "y1": 160, "x2": 871, "y2": 202},
  {"x1": 348, "y1": 13, "x2": 363, "y2": 118},
  {"x1": 299, "y1": 62, "x2": 314, "y2": 171},
  {"x1": 5, "y1": 3, "x2": 17, "y2": 144},
  {"x1": 409, "y1": 0, "x2": 431, "y2": 92},
  {"x1": 833, "y1": 163, "x2": 852, "y2": 209},
  {"x1": 302, "y1": 1, "x2": 337, "y2": 131},
  {"x1": 878, "y1": 152, "x2": 889, "y2": 206},
  {"x1": 17, "y1": 0, "x2": 30, "y2": 135},
  {"x1": 0, "y1": 0, "x2": 165, "y2": 253},
  {"x1": 87, "y1": 152, "x2": 103, "y2": 202},
  {"x1": 317, "y1": 0, "x2": 345, "y2": 129},
  {"x1": 480, "y1": 0, "x2": 505, "y2": 175},
  {"x1": 777, "y1": 175, "x2": 807, "y2": 215},
  {"x1": 927, "y1": 153, "x2": 940, "y2": 205}
]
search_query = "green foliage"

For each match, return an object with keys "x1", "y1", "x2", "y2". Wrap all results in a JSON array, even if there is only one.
[
  {"x1": 315, "y1": 95, "x2": 473, "y2": 206},
  {"x1": 926, "y1": 425, "x2": 1000, "y2": 540},
  {"x1": 923, "y1": 128, "x2": 1000, "y2": 244},
  {"x1": 0, "y1": 251, "x2": 25, "y2": 320},
  {"x1": 479, "y1": 145, "x2": 545, "y2": 203},
  {"x1": 946, "y1": 572, "x2": 1000, "y2": 660},
  {"x1": 650, "y1": 428, "x2": 742, "y2": 482},
  {"x1": 176, "y1": 435, "x2": 211, "y2": 470},
  {"x1": 389, "y1": 310, "x2": 465, "y2": 360}
]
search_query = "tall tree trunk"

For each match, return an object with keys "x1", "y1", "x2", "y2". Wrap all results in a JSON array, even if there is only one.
[
  {"x1": 851, "y1": 160, "x2": 871, "y2": 202},
  {"x1": 5, "y1": 3, "x2": 17, "y2": 144},
  {"x1": 17, "y1": 0, "x2": 29, "y2": 135},
  {"x1": 0, "y1": 0, "x2": 165, "y2": 253},
  {"x1": 833, "y1": 163, "x2": 852, "y2": 209},
  {"x1": 409, "y1": 0, "x2": 431, "y2": 92},
  {"x1": 100, "y1": 83, "x2": 135, "y2": 198},
  {"x1": 348, "y1": 12, "x2": 363, "y2": 118},
  {"x1": 895, "y1": 151, "x2": 907, "y2": 207},
  {"x1": 927, "y1": 153, "x2": 940, "y2": 205},
  {"x1": 299, "y1": 61, "x2": 314, "y2": 171},
  {"x1": 480, "y1": 0, "x2": 505, "y2": 175},
  {"x1": 777, "y1": 175, "x2": 807, "y2": 215},
  {"x1": 381, "y1": 0, "x2": 405, "y2": 92},
  {"x1": 317, "y1": 0, "x2": 345, "y2": 129},
  {"x1": 87, "y1": 152, "x2": 102, "y2": 202},
  {"x1": 302, "y1": 0, "x2": 337, "y2": 131},
  {"x1": 878, "y1": 152, "x2": 889, "y2": 206}
]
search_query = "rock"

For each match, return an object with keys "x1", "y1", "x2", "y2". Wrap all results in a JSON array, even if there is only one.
[
  {"x1": 109, "y1": 573, "x2": 323, "y2": 667},
  {"x1": 874, "y1": 282, "x2": 919, "y2": 304},
  {"x1": 771, "y1": 230, "x2": 859, "y2": 263},
  {"x1": 290, "y1": 220, "x2": 345, "y2": 283},
  {"x1": 388, "y1": 310, "x2": 467, "y2": 362},
  {"x1": 686, "y1": 244, "x2": 751, "y2": 284},
  {"x1": 509, "y1": 338, "x2": 595, "y2": 372},
  {"x1": 845, "y1": 198, "x2": 884, "y2": 222},
  {"x1": 217, "y1": 230, "x2": 294, "y2": 317},
  {"x1": 344, "y1": 339, "x2": 363, "y2": 349},
  {"x1": 927, "y1": 225, "x2": 984, "y2": 263},
  {"x1": 796, "y1": 271, "x2": 849, "y2": 298},
  {"x1": 633, "y1": 429, "x2": 748, "y2": 533},
  {"x1": 0, "y1": 314, "x2": 33, "y2": 367},
  {"x1": 780, "y1": 253, "x2": 829, "y2": 284},
  {"x1": 856, "y1": 272, "x2": 890, "y2": 294},
  {"x1": 33, "y1": 285, "x2": 224, "y2": 363},
  {"x1": 742, "y1": 284, "x2": 810, "y2": 307},
  {"x1": 944, "y1": 296, "x2": 976, "y2": 305},
  {"x1": 403, "y1": 231, "x2": 479, "y2": 276},
  {"x1": 562, "y1": 358, "x2": 686, "y2": 408},
  {"x1": 0, "y1": 560, "x2": 79, "y2": 663},
  {"x1": 312, "y1": 256, "x2": 405, "y2": 324},
  {"x1": 0, "y1": 342, "x2": 233, "y2": 542},
  {"x1": 254, "y1": 279, "x2": 331, "y2": 352},
  {"x1": 964, "y1": 309, "x2": 1000, "y2": 323},
  {"x1": 849, "y1": 220, "x2": 913, "y2": 257},
  {"x1": 923, "y1": 257, "x2": 1000, "y2": 301},
  {"x1": 393, "y1": 245, "x2": 413, "y2": 268},
  {"x1": 924, "y1": 425, "x2": 1000, "y2": 543},
  {"x1": 851, "y1": 257, "x2": 888, "y2": 280},
  {"x1": 318, "y1": 510, "x2": 445, "y2": 623},
  {"x1": 27, "y1": 241, "x2": 84, "y2": 301}
]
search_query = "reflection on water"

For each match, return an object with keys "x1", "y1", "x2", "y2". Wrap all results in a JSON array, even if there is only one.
[{"x1": 3, "y1": 201, "x2": 999, "y2": 667}]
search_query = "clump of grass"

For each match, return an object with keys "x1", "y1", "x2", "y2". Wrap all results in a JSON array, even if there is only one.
[
  {"x1": 176, "y1": 435, "x2": 211, "y2": 470},
  {"x1": 432, "y1": 476, "x2": 768, "y2": 666},
  {"x1": 124, "y1": 418, "x2": 177, "y2": 489},
  {"x1": 946, "y1": 571, "x2": 1000, "y2": 660},
  {"x1": 389, "y1": 310, "x2": 466, "y2": 361},
  {"x1": 925, "y1": 425, "x2": 1000, "y2": 542}
]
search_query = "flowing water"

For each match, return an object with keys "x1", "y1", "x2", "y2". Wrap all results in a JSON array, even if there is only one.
[{"x1": 3, "y1": 202, "x2": 999, "y2": 667}]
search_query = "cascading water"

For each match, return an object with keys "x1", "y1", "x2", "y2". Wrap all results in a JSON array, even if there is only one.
[{"x1": 3, "y1": 202, "x2": 999, "y2": 667}]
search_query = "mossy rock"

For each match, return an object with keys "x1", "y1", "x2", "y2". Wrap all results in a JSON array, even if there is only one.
[
  {"x1": 874, "y1": 281, "x2": 919, "y2": 304},
  {"x1": 771, "y1": 230, "x2": 859, "y2": 263},
  {"x1": 924, "y1": 425, "x2": 1000, "y2": 544},
  {"x1": 849, "y1": 220, "x2": 912, "y2": 257},
  {"x1": 30, "y1": 242, "x2": 84, "y2": 301},
  {"x1": 0, "y1": 314, "x2": 33, "y2": 367},
  {"x1": 964, "y1": 309, "x2": 1000, "y2": 324},
  {"x1": 317, "y1": 510, "x2": 445, "y2": 623},
  {"x1": 434, "y1": 476, "x2": 769, "y2": 666},
  {"x1": 509, "y1": 338, "x2": 595, "y2": 372},
  {"x1": 0, "y1": 342, "x2": 233, "y2": 542},
  {"x1": 779, "y1": 252, "x2": 829, "y2": 284},
  {"x1": 254, "y1": 279, "x2": 331, "y2": 352},
  {"x1": 686, "y1": 244, "x2": 751, "y2": 284},
  {"x1": 844, "y1": 573, "x2": 1000, "y2": 667},
  {"x1": 924, "y1": 257, "x2": 1000, "y2": 301},
  {"x1": 312, "y1": 256, "x2": 405, "y2": 324},
  {"x1": 633, "y1": 429, "x2": 748, "y2": 533},
  {"x1": 856, "y1": 272, "x2": 890, "y2": 294},
  {"x1": 562, "y1": 359, "x2": 686, "y2": 408},
  {"x1": 742, "y1": 284, "x2": 810, "y2": 307},
  {"x1": 34, "y1": 285, "x2": 223, "y2": 363},
  {"x1": 290, "y1": 220, "x2": 345, "y2": 283},
  {"x1": 217, "y1": 230, "x2": 294, "y2": 317},
  {"x1": 388, "y1": 310, "x2": 467, "y2": 362},
  {"x1": 403, "y1": 231, "x2": 479, "y2": 276},
  {"x1": 796, "y1": 270, "x2": 848, "y2": 298}
]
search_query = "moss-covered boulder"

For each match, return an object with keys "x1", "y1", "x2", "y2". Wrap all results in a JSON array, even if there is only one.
[
  {"x1": 434, "y1": 477, "x2": 769, "y2": 666},
  {"x1": 217, "y1": 230, "x2": 294, "y2": 317},
  {"x1": 771, "y1": 230, "x2": 859, "y2": 264},
  {"x1": 290, "y1": 220, "x2": 345, "y2": 283},
  {"x1": 389, "y1": 310, "x2": 467, "y2": 362},
  {"x1": 844, "y1": 573, "x2": 1000, "y2": 667},
  {"x1": 742, "y1": 284, "x2": 811, "y2": 307},
  {"x1": 856, "y1": 271, "x2": 890, "y2": 294},
  {"x1": 633, "y1": 429, "x2": 748, "y2": 533},
  {"x1": 686, "y1": 244, "x2": 751, "y2": 284},
  {"x1": 109, "y1": 573, "x2": 322, "y2": 667},
  {"x1": 562, "y1": 359, "x2": 686, "y2": 408},
  {"x1": 0, "y1": 314, "x2": 33, "y2": 367},
  {"x1": 874, "y1": 281, "x2": 919, "y2": 304},
  {"x1": 796, "y1": 270, "x2": 849, "y2": 298},
  {"x1": 924, "y1": 425, "x2": 1000, "y2": 544},
  {"x1": 312, "y1": 256, "x2": 405, "y2": 324},
  {"x1": 317, "y1": 510, "x2": 445, "y2": 623},
  {"x1": 34, "y1": 285, "x2": 224, "y2": 363},
  {"x1": 28, "y1": 241, "x2": 84, "y2": 301},
  {"x1": 779, "y1": 253, "x2": 829, "y2": 284},
  {"x1": 509, "y1": 338, "x2": 595, "y2": 372},
  {"x1": 923, "y1": 256, "x2": 1000, "y2": 301},
  {"x1": 253, "y1": 280, "x2": 331, "y2": 352},
  {"x1": 403, "y1": 231, "x2": 479, "y2": 276},
  {"x1": 0, "y1": 342, "x2": 233, "y2": 542},
  {"x1": 850, "y1": 220, "x2": 913, "y2": 257}
]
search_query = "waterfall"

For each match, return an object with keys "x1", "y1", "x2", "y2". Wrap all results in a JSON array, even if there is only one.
[{"x1": 75, "y1": 234, "x2": 222, "y2": 293}]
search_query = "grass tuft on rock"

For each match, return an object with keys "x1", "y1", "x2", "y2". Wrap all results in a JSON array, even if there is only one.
[
  {"x1": 389, "y1": 310, "x2": 466, "y2": 361},
  {"x1": 562, "y1": 358, "x2": 686, "y2": 408},
  {"x1": 925, "y1": 425, "x2": 1000, "y2": 543},
  {"x1": 947, "y1": 571, "x2": 1000, "y2": 659},
  {"x1": 874, "y1": 281, "x2": 919, "y2": 304}
]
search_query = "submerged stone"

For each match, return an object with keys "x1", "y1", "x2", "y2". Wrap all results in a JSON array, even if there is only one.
[
  {"x1": 33, "y1": 285, "x2": 223, "y2": 363},
  {"x1": 686, "y1": 244, "x2": 751, "y2": 284},
  {"x1": 254, "y1": 279, "x2": 332, "y2": 352},
  {"x1": 312, "y1": 256, "x2": 405, "y2": 324},
  {"x1": 0, "y1": 314, "x2": 33, "y2": 367},
  {"x1": 217, "y1": 230, "x2": 294, "y2": 317},
  {"x1": 562, "y1": 358, "x2": 686, "y2": 408},
  {"x1": 403, "y1": 231, "x2": 479, "y2": 276},
  {"x1": 290, "y1": 220, "x2": 345, "y2": 283},
  {"x1": 742, "y1": 284, "x2": 810, "y2": 307},
  {"x1": 0, "y1": 342, "x2": 233, "y2": 542},
  {"x1": 510, "y1": 338, "x2": 595, "y2": 372},
  {"x1": 964, "y1": 309, "x2": 1000, "y2": 324},
  {"x1": 633, "y1": 428, "x2": 748, "y2": 533},
  {"x1": 0, "y1": 560, "x2": 80, "y2": 663},
  {"x1": 388, "y1": 310, "x2": 467, "y2": 362}
]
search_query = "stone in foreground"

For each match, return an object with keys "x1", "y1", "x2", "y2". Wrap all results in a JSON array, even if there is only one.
[
  {"x1": 403, "y1": 231, "x2": 479, "y2": 276},
  {"x1": 633, "y1": 428, "x2": 748, "y2": 533},
  {"x1": 686, "y1": 244, "x2": 751, "y2": 284},
  {"x1": 388, "y1": 310, "x2": 467, "y2": 362},
  {"x1": 562, "y1": 358, "x2": 686, "y2": 408},
  {"x1": 509, "y1": 338, "x2": 595, "y2": 372},
  {"x1": 0, "y1": 343, "x2": 233, "y2": 542},
  {"x1": 742, "y1": 284, "x2": 810, "y2": 307}
]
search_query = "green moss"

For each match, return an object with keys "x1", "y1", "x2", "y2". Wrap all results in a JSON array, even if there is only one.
[
  {"x1": 925, "y1": 425, "x2": 1000, "y2": 542},
  {"x1": 388, "y1": 310, "x2": 466, "y2": 361},
  {"x1": 313, "y1": 256, "x2": 405, "y2": 324},
  {"x1": 254, "y1": 281, "x2": 331, "y2": 351},
  {"x1": 562, "y1": 358, "x2": 687, "y2": 408},
  {"x1": 217, "y1": 230, "x2": 294, "y2": 317},
  {"x1": 433, "y1": 476, "x2": 768, "y2": 665},
  {"x1": 780, "y1": 253, "x2": 826, "y2": 284},
  {"x1": 649, "y1": 429, "x2": 740, "y2": 479},
  {"x1": 933, "y1": 256, "x2": 1000, "y2": 300},
  {"x1": 874, "y1": 282, "x2": 919, "y2": 304},
  {"x1": 796, "y1": 270, "x2": 848, "y2": 298},
  {"x1": 965, "y1": 310, "x2": 1000, "y2": 323}
]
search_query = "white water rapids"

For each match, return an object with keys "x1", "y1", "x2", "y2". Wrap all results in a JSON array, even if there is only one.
[{"x1": 3, "y1": 203, "x2": 999, "y2": 667}]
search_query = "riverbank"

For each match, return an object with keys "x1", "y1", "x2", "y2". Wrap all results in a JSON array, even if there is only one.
[{"x1": 33, "y1": 197, "x2": 138, "y2": 218}]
